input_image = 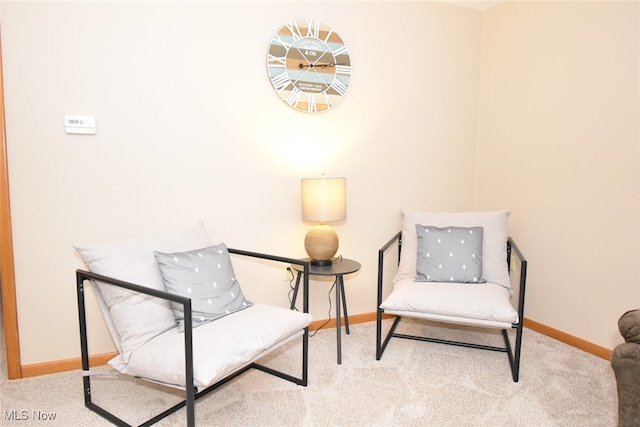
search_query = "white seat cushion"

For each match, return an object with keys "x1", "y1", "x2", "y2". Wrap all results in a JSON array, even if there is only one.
[
  {"x1": 108, "y1": 304, "x2": 313, "y2": 389},
  {"x1": 380, "y1": 278, "x2": 518, "y2": 328}
]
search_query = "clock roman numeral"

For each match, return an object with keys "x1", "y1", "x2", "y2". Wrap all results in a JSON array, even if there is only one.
[
  {"x1": 305, "y1": 18, "x2": 320, "y2": 38},
  {"x1": 335, "y1": 65, "x2": 352, "y2": 76},
  {"x1": 285, "y1": 21, "x2": 303, "y2": 40},
  {"x1": 323, "y1": 28, "x2": 334, "y2": 44},
  {"x1": 273, "y1": 33, "x2": 291, "y2": 50},
  {"x1": 286, "y1": 87, "x2": 302, "y2": 107},
  {"x1": 270, "y1": 72, "x2": 291, "y2": 91},
  {"x1": 307, "y1": 94, "x2": 317, "y2": 112},
  {"x1": 267, "y1": 54, "x2": 286, "y2": 68},
  {"x1": 323, "y1": 93, "x2": 334, "y2": 109},
  {"x1": 331, "y1": 78, "x2": 348, "y2": 96},
  {"x1": 332, "y1": 45, "x2": 349, "y2": 56}
]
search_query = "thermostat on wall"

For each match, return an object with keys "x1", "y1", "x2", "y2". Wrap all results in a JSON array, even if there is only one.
[{"x1": 64, "y1": 115, "x2": 96, "y2": 135}]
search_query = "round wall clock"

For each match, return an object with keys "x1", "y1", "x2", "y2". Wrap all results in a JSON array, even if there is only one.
[{"x1": 267, "y1": 18, "x2": 352, "y2": 113}]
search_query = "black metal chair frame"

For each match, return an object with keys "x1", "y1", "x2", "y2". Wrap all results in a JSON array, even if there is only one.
[
  {"x1": 76, "y1": 249, "x2": 310, "y2": 427},
  {"x1": 376, "y1": 232, "x2": 527, "y2": 382}
]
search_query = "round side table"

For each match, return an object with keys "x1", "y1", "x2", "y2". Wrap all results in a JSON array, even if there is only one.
[{"x1": 290, "y1": 258, "x2": 361, "y2": 364}]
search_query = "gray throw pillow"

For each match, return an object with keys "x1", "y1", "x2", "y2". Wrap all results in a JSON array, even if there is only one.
[
  {"x1": 154, "y1": 243, "x2": 253, "y2": 331},
  {"x1": 416, "y1": 225, "x2": 485, "y2": 283}
]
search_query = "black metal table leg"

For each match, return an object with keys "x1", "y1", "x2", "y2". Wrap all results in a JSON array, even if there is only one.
[
  {"x1": 339, "y1": 276, "x2": 350, "y2": 334},
  {"x1": 290, "y1": 271, "x2": 302, "y2": 310},
  {"x1": 336, "y1": 275, "x2": 342, "y2": 364}
]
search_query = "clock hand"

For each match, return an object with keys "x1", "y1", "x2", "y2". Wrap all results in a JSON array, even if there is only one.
[{"x1": 298, "y1": 63, "x2": 339, "y2": 69}]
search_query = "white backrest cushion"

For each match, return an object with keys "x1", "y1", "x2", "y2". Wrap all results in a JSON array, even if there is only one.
[
  {"x1": 395, "y1": 210, "x2": 511, "y2": 289},
  {"x1": 74, "y1": 223, "x2": 211, "y2": 362}
]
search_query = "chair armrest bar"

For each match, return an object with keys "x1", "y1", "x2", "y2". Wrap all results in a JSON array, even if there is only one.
[
  {"x1": 76, "y1": 269, "x2": 191, "y2": 306},
  {"x1": 227, "y1": 248, "x2": 310, "y2": 314},
  {"x1": 228, "y1": 248, "x2": 308, "y2": 268},
  {"x1": 507, "y1": 237, "x2": 528, "y2": 324},
  {"x1": 507, "y1": 237, "x2": 527, "y2": 265},
  {"x1": 379, "y1": 231, "x2": 402, "y2": 255},
  {"x1": 376, "y1": 232, "x2": 402, "y2": 360},
  {"x1": 377, "y1": 231, "x2": 402, "y2": 308},
  {"x1": 183, "y1": 301, "x2": 195, "y2": 426}
]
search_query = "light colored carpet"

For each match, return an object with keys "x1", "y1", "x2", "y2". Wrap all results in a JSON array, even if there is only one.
[{"x1": 1, "y1": 318, "x2": 618, "y2": 426}]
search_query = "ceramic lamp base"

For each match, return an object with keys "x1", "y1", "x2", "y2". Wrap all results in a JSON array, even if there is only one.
[{"x1": 304, "y1": 224, "x2": 339, "y2": 265}]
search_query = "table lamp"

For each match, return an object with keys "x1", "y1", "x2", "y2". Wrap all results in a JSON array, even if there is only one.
[{"x1": 301, "y1": 176, "x2": 346, "y2": 266}]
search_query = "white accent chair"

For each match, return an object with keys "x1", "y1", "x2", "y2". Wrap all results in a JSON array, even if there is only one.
[
  {"x1": 375, "y1": 210, "x2": 527, "y2": 382},
  {"x1": 75, "y1": 224, "x2": 312, "y2": 426}
]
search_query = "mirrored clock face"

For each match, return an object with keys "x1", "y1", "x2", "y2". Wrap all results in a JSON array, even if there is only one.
[{"x1": 267, "y1": 19, "x2": 352, "y2": 113}]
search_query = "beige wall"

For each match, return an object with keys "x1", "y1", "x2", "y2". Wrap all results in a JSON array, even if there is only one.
[
  {"x1": 1, "y1": 1, "x2": 483, "y2": 365},
  {"x1": 476, "y1": 1, "x2": 640, "y2": 349},
  {"x1": 2, "y1": 0, "x2": 638, "y2": 366}
]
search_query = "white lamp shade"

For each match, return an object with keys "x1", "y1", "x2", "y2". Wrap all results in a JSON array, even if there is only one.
[{"x1": 301, "y1": 177, "x2": 346, "y2": 223}]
